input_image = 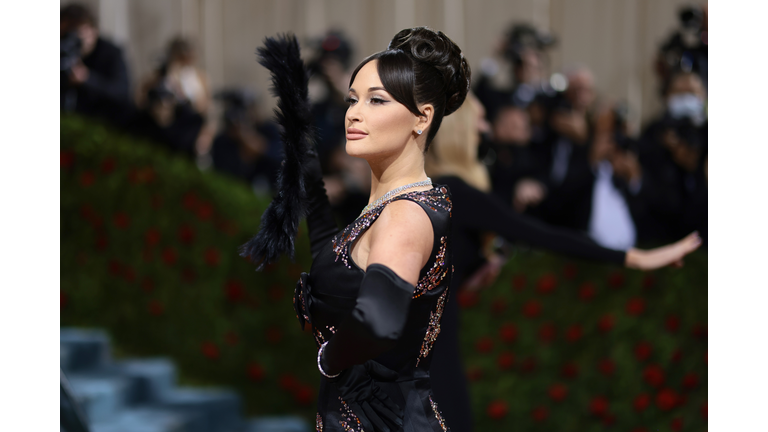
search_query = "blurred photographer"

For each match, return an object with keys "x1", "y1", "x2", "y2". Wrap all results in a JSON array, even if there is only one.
[
  {"x1": 655, "y1": 3, "x2": 708, "y2": 91},
  {"x1": 209, "y1": 89, "x2": 282, "y2": 193},
  {"x1": 638, "y1": 70, "x2": 708, "y2": 242},
  {"x1": 60, "y1": 3, "x2": 131, "y2": 125}
]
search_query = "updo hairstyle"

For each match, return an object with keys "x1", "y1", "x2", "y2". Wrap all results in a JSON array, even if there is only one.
[{"x1": 348, "y1": 27, "x2": 471, "y2": 151}]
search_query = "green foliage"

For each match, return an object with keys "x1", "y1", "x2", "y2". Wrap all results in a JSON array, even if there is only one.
[{"x1": 60, "y1": 114, "x2": 707, "y2": 430}]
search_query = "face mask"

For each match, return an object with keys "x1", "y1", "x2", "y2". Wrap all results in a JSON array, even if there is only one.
[{"x1": 667, "y1": 93, "x2": 705, "y2": 125}]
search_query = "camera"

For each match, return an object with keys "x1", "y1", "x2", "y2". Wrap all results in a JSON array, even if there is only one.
[
  {"x1": 658, "y1": 5, "x2": 707, "y2": 79},
  {"x1": 60, "y1": 31, "x2": 82, "y2": 73},
  {"x1": 215, "y1": 89, "x2": 257, "y2": 128},
  {"x1": 502, "y1": 23, "x2": 556, "y2": 66}
]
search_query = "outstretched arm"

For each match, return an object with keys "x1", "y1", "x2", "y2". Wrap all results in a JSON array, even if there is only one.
[
  {"x1": 303, "y1": 150, "x2": 340, "y2": 259},
  {"x1": 321, "y1": 200, "x2": 433, "y2": 375}
]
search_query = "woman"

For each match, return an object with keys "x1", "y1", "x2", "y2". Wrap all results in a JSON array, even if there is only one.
[
  {"x1": 425, "y1": 93, "x2": 701, "y2": 431},
  {"x1": 244, "y1": 28, "x2": 470, "y2": 431}
]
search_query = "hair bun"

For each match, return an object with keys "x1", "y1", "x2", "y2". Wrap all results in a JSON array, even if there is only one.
[{"x1": 388, "y1": 27, "x2": 471, "y2": 116}]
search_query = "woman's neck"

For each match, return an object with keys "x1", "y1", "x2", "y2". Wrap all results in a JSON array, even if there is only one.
[{"x1": 367, "y1": 144, "x2": 429, "y2": 204}]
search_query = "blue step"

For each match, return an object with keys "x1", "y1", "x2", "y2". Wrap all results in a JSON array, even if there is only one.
[
  {"x1": 61, "y1": 328, "x2": 111, "y2": 373},
  {"x1": 115, "y1": 358, "x2": 177, "y2": 405},
  {"x1": 67, "y1": 374, "x2": 131, "y2": 423},
  {"x1": 160, "y1": 388, "x2": 242, "y2": 432},
  {"x1": 89, "y1": 407, "x2": 194, "y2": 432},
  {"x1": 244, "y1": 417, "x2": 312, "y2": 432}
]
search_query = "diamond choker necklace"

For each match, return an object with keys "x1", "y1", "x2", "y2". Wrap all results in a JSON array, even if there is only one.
[{"x1": 359, "y1": 178, "x2": 432, "y2": 216}]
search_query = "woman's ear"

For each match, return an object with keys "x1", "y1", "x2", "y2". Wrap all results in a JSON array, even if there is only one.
[{"x1": 416, "y1": 104, "x2": 435, "y2": 135}]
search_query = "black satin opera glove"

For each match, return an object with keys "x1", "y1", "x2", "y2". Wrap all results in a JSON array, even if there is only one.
[
  {"x1": 329, "y1": 360, "x2": 404, "y2": 432},
  {"x1": 322, "y1": 263, "x2": 415, "y2": 373}
]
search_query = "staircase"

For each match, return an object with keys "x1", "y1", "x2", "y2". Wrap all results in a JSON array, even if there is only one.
[{"x1": 60, "y1": 328, "x2": 311, "y2": 432}]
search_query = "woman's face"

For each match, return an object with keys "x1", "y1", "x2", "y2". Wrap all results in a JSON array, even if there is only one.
[{"x1": 345, "y1": 60, "x2": 420, "y2": 159}]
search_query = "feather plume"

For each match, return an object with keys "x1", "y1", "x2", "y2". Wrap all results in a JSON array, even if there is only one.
[{"x1": 239, "y1": 34, "x2": 317, "y2": 270}]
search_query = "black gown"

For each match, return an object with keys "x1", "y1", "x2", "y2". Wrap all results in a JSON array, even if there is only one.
[
  {"x1": 429, "y1": 175, "x2": 626, "y2": 432},
  {"x1": 296, "y1": 182, "x2": 455, "y2": 432}
]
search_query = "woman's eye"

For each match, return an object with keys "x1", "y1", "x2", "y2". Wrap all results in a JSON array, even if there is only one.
[
  {"x1": 344, "y1": 96, "x2": 357, "y2": 105},
  {"x1": 370, "y1": 97, "x2": 387, "y2": 105}
]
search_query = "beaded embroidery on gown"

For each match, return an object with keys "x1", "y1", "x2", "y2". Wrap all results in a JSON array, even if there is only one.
[{"x1": 295, "y1": 186, "x2": 454, "y2": 432}]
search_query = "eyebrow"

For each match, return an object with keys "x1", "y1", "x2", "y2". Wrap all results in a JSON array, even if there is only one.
[{"x1": 348, "y1": 86, "x2": 388, "y2": 93}]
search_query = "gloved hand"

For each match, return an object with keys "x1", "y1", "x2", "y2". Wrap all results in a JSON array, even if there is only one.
[{"x1": 331, "y1": 360, "x2": 404, "y2": 432}]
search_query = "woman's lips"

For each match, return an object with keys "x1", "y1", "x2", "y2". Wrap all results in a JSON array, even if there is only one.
[{"x1": 347, "y1": 128, "x2": 368, "y2": 140}]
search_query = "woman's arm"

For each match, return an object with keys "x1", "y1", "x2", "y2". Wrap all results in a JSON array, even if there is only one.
[
  {"x1": 304, "y1": 150, "x2": 341, "y2": 259},
  {"x1": 321, "y1": 199, "x2": 433, "y2": 375}
]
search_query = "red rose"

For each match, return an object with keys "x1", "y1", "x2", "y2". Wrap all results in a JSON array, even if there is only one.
[
  {"x1": 692, "y1": 323, "x2": 707, "y2": 339},
  {"x1": 178, "y1": 224, "x2": 195, "y2": 244},
  {"x1": 682, "y1": 372, "x2": 699, "y2": 390},
  {"x1": 642, "y1": 274, "x2": 656, "y2": 289},
  {"x1": 183, "y1": 192, "x2": 198, "y2": 210},
  {"x1": 279, "y1": 374, "x2": 298, "y2": 391},
  {"x1": 497, "y1": 352, "x2": 515, "y2": 370},
  {"x1": 523, "y1": 300, "x2": 542, "y2": 318},
  {"x1": 562, "y1": 263, "x2": 578, "y2": 280},
  {"x1": 643, "y1": 365, "x2": 665, "y2": 388},
  {"x1": 499, "y1": 323, "x2": 518, "y2": 343},
  {"x1": 113, "y1": 213, "x2": 130, "y2": 229},
  {"x1": 101, "y1": 157, "x2": 115, "y2": 174},
  {"x1": 266, "y1": 327, "x2": 283, "y2": 344},
  {"x1": 141, "y1": 277, "x2": 154, "y2": 293},
  {"x1": 95, "y1": 235, "x2": 108, "y2": 251},
  {"x1": 204, "y1": 248, "x2": 221, "y2": 267},
  {"x1": 634, "y1": 393, "x2": 650, "y2": 412},
  {"x1": 108, "y1": 260, "x2": 122, "y2": 277},
  {"x1": 701, "y1": 401, "x2": 707, "y2": 419},
  {"x1": 531, "y1": 406, "x2": 548, "y2": 422},
  {"x1": 201, "y1": 342, "x2": 219, "y2": 359},
  {"x1": 671, "y1": 349, "x2": 682, "y2": 362},
  {"x1": 536, "y1": 274, "x2": 557, "y2": 294},
  {"x1": 142, "y1": 248, "x2": 153, "y2": 263},
  {"x1": 225, "y1": 280, "x2": 246, "y2": 302},
  {"x1": 79, "y1": 171, "x2": 95, "y2": 187},
  {"x1": 162, "y1": 247, "x2": 177, "y2": 266},
  {"x1": 79, "y1": 204, "x2": 95, "y2": 221},
  {"x1": 671, "y1": 417, "x2": 683, "y2": 431},
  {"x1": 151, "y1": 194, "x2": 163, "y2": 209},
  {"x1": 565, "y1": 325, "x2": 582, "y2": 342},
  {"x1": 578, "y1": 282, "x2": 596, "y2": 301},
  {"x1": 475, "y1": 336, "x2": 493, "y2": 353},
  {"x1": 608, "y1": 270, "x2": 625, "y2": 288},
  {"x1": 655, "y1": 388, "x2": 678, "y2": 410},
  {"x1": 197, "y1": 202, "x2": 213, "y2": 221},
  {"x1": 491, "y1": 297, "x2": 507, "y2": 314},
  {"x1": 225, "y1": 331, "x2": 239, "y2": 346},
  {"x1": 60, "y1": 151, "x2": 75, "y2": 168},
  {"x1": 665, "y1": 315, "x2": 681, "y2": 332},
  {"x1": 145, "y1": 228, "x2": 161, "y2": 247},
  {"x1": 634, "y1": 341, "x2": 652, "y2": 361},
  {"x1": 294, "y1": 385, "x2": 314, "y2": 405},
  {"x1": 548, "y1": 383, "x2": 568, "y2": 402},
  {"x1": 598, "y1": 314, "x2": 615, "y2": 333},
  {"x1": 598, "y1": 358, "x2": 615, "y2": 376},
  {"x1": 457, "y1": 290, "x2": 478, "y2": 309},
  {"x1": 122, "y1": 266, "x2": 136, "y2": 283},
  {"x1": 538, "y1": 322, "x2": 556, "y2": 343},
  {"x1": 268, "y1": 284, "x2": 284, "y2": 302},
  {"x1": 589, "y1": 396, "x2": 608, "y2": 416},
  {"x1": 521, "y1": 357, "x2": 537, "y2": 373},
  {"x1": 181, "y1": 267, "x2": 196, "y2": 283},
  {"x1": 602, "y1": 413, "x2": 616, "y2": 426},
  {"x1": 148, "y1": 300, "x2": 164, "y2": 316},
  {"x1": 512, "y1": 274, "x2": 526, "y2": 290},
  {"x1": 626, "y1": 297, "x2": 646, "y2": 316},
  {"x1": 247, "y1": 362, "x2": 264, "y2": 382},
  {"x1": 487, "y1": 400, "x2": 508, "y2": 420},
  {"x1": 466, "y1": 366, "x2": 483, "y2": 381},
  {"x1": 561, "y1": 362, "x2": 578, "y2": 379}
]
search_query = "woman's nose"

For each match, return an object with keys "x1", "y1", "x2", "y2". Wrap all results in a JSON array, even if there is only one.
[{"x1": 346, "y1": 104, "x2": 361, "y2": 123}]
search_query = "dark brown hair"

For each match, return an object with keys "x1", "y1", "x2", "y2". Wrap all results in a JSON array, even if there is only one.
[{"x1": 349, "y1": 27, "x2": 471, "y2": 151}]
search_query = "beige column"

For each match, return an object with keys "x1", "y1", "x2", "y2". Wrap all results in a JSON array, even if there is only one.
[{"x1": 443, "y1": 0, "x2": 465, "y2": 48}]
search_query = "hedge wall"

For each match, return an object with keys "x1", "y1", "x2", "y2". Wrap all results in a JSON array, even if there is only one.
[{"x1": 60, "y1": 114, "x2": 707, "y2": 431}]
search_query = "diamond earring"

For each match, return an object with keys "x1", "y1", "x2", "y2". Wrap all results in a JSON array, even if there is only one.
[{"x1": 417, "y1": 130, "x2": 423, "y2": 135}]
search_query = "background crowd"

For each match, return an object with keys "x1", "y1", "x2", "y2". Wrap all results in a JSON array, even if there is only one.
[{"x1": 61, "y1": 2, "x2": 707, "y2": 249}]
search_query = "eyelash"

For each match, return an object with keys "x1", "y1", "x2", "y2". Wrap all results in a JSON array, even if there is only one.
[{"x1": 344, "y1": 96, "x2": 387, "y2": 106}]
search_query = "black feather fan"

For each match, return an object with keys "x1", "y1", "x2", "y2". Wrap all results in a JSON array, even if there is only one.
[{"x1": 239, "y1": 34, "x2": 317, "y2": 270}]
